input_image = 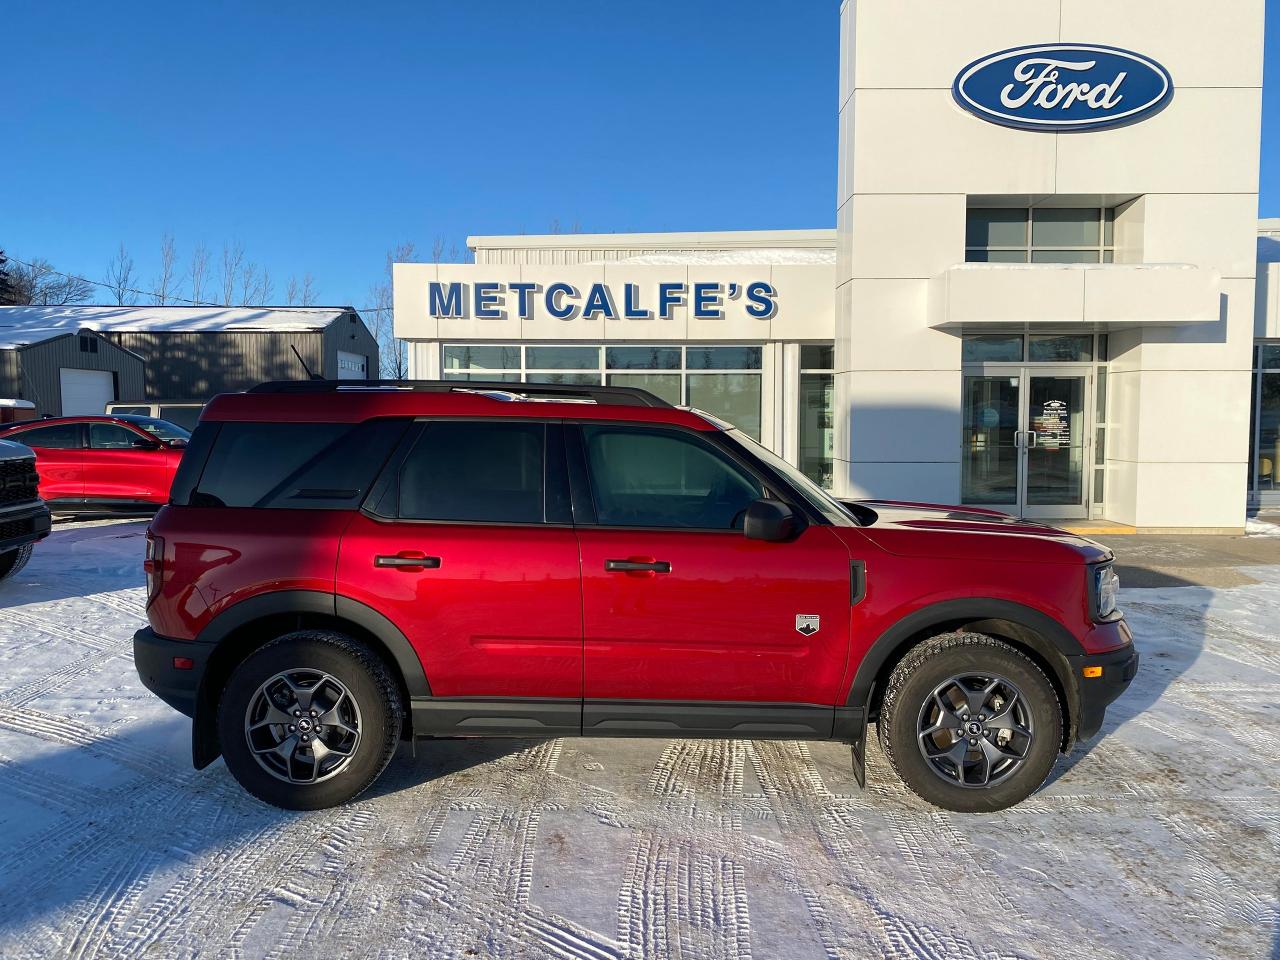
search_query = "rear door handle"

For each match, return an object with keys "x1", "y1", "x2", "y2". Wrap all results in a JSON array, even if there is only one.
[
  {"x1": 374, "y1": 552, "x2": 441, "y2": 572},
  {"x1": 605, "y1": 558, "x2": 671, "y2": 573}
]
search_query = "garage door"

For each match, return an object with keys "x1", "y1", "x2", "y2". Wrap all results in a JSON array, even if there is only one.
[
  {"x1": 337, "y1": 351, "x2": 368, "y2": 380},
  {"x1": 59, "y1": 368, "x2": 115, "y2": 416}
]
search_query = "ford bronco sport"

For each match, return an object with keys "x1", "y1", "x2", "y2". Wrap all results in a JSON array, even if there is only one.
[
  {"x1": 133, "y1": 380, "x2": 1137, "y2": 813},
  {"x1": 0, "y1": 437, "x2": 51, "y2": 583}
]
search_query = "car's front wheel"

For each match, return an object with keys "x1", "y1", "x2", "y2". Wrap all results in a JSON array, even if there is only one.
[
  {"x1": 0, "y1": 544, "x2": 33, "y2": 584},
  {"x1": 878, "y1": 632, "x2": 1062, "y2": 813},
  {"x1": 217, "y1": 630, "x2": 403, "y2": 810}
]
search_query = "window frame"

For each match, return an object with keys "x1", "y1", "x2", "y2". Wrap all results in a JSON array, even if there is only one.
[
  {"x1": 965, "y1": 206, "x2": 1116, "y2": 265},
  {"x1": 88, "y1": 421, "x2": 154, "y2": 450},
  {"x1": 10, "y1": 421, "x2": 86, "y2": 450}
]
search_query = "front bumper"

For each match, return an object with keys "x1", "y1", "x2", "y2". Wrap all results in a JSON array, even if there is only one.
[
  {"x1": 133, "y1": 627, "x2": 214, "y2": 718},
  {"x1": 1068, "y1": 639, "x2": 1140, "y2": 741},
  {"x1": 0, "y1": 502, "x2": 51, "y2": 553}
]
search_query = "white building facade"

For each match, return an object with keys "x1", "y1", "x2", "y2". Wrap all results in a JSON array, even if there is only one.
[{"x1": 395, "y1": 0, "x2": 1271, "y2": 532}]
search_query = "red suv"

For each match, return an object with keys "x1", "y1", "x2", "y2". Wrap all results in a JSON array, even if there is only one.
[
  {"x1": 0, "y1": 415, "x2": 189, "y2": 514},
  {"x1": 133, "y1": 381, "x2": 1137, "y2": 812}
]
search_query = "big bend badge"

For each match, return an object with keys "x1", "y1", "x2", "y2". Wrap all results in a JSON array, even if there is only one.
[{"x1": 795, "y1": 614, "x2": 820, "y2": 637}]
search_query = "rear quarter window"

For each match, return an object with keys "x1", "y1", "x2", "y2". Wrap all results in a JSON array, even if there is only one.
[{"x1": 183, "y1": 420, "x2": 409, "y2": 510}]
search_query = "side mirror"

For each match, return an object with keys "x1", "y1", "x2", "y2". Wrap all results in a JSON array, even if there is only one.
[
  {"x1": 744, "y1": 498, "x2": 799, "y2": 542},
  {"x1": 167, "y1": 438, "x2": 188, "y2": 449}
]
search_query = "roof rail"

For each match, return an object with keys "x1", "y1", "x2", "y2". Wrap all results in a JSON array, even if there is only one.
[{"x1": 245, "y1": 379, "x2": 674, "y2": 408}]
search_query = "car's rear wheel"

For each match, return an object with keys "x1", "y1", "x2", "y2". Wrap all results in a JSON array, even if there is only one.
[
  {"x1": 217, "y1": 630, "x2": 403, "y2": 810},
  {"x1": 878, "y1": 632, "x2": 1062, "y2": 813},
  {"x1": 0, "y1": 544, "x2": 33, "y2": 584}
]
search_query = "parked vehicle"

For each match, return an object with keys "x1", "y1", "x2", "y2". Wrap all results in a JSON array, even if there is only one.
[
  {"x1": 0, "y1": 437, "x2": 51, "y2": 583},
  {"x1": 0, "y1": 399, "x2": 38, "y2": 425},
  {"x1": 134, "y1": 380, "x2": 1137, "y2": 812},
  {"x1": 105, "y1": 401, "x2": 205, "y2": 433},
  {"x1": 0, "y1": 415, "x2": 189, "y2": 515}
]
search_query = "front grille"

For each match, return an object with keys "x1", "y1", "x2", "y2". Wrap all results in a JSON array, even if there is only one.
[
  {"x1": 0, "y1": 458, "x2": 39, "y2": 506},
  {"x1": 0, "y1": 516, "x2": 35, "y2": 542}
]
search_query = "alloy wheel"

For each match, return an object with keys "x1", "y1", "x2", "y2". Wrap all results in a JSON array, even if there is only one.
[
  {"x1": 243, "y1": 669, "x2": 362, "y2": 784},
  {"x1": 916, "y1": 673, "x2": 1034, "y2": 789}
]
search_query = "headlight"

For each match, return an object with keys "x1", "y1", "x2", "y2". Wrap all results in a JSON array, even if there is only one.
[{"x1": 1092, "y1": 563, "x2": 1119, "y2": 620}]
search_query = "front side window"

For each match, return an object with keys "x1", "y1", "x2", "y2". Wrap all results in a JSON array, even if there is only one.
[
  {"x1": 397, "y1": 421, "x2": 545, "y2": 524},
  {"x1": 90, "y1": 423, "x2": 146, "y2": 449},
  {"x1": 582, "y1": 425, "x2": 762, "y2": 530},
  {"x1": 12, "y1": 423, "x2": 81, "y2": 449}
]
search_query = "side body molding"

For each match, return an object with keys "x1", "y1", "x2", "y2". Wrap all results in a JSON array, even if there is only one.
[{"x1": 190, "y1": 590, "x2": 430, "y2": 768}]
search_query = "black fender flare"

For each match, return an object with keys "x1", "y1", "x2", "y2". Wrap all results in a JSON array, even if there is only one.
[
  {"x1": 843, "y1": 598, "x2": 1085, "y2": 778},
  {"x1": 190, "y1": 590, "x2": 429, "y2": 768}
]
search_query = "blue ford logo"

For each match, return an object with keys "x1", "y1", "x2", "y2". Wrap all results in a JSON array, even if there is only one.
[{"x1": 953, "y1": 44, "x2": 1173, "y2": 132}]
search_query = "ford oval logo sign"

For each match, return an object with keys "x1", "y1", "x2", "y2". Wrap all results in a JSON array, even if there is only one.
[{"x1": 953, "y1": 44, "x2": 1173, "y2": 132}]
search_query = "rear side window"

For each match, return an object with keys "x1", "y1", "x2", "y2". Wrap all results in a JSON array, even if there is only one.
[
  {"x1": 13, "y1": 423, "x2": 81, "y2": 449},
  {"x1": 397, "y1": 421, "x2": 545, "y2": 523},
  {"x1": 188, "y1": 420, "x2": 408, "y2": 509}
]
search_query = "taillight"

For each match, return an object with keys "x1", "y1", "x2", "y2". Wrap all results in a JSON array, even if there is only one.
[{"x1": 144, "y1": 533, "x2": 165, "y2": 603}]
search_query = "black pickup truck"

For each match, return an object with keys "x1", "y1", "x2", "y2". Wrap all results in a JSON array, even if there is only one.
[{"x1": 0, "y1": 438, "x2": 51, "y2": 583}]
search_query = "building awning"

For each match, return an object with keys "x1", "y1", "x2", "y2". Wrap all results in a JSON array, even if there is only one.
[{"x1": 928, "y1": 262, "x2": 1221, "y2": 329}]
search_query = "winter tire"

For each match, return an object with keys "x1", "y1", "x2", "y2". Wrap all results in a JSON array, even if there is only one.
[
  {"x1": 217, "y1": 630, "x2": 403, "y2": 810},
  {"x1": 878, "y1": 631, "x2": 1062, "y2": 813},
  {"x1": 0, "y1": 544, "x2": 33, "y2": 584}
]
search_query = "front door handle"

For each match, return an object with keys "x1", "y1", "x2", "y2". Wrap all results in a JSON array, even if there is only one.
[
  {"x1": 605, "y1": 558, "x2": 672, "y2": 574},
  {"x1": 374, "y1": 552, "x2": 441, "y2": 572}
]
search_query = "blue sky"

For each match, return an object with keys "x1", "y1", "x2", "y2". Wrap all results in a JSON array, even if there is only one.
[{"x1": 2, "y1": 1, "x2": 1277, "y2": 309}]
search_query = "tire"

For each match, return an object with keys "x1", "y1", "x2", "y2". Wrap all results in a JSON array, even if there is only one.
[
  {"x1": 217, "y1": 630, "x2": 403, "y2": 810},
  {"x1": 878, "y1": 632, "x2": 1062, "y2": 813},
  {"x1": 0, "y1": 544, "x2": 33, "y2": 584}
]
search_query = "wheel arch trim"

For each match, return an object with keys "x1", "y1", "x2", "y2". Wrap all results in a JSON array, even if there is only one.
[{"x1": 190, "y1": 590, "x2": 429, "y2": 768}]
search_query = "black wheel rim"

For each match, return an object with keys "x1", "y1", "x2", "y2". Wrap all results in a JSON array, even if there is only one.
[
  {"x1": 244, "y1": 669, "x2": 362, "y2": 784},
  {"x1": 916, "y1": 673, "x2": 1034, "y2": 789}
]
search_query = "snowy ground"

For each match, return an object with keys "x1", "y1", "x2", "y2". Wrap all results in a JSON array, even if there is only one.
[{"x1": 0, "y1": 522, "x2": 1276, "y2": 960}]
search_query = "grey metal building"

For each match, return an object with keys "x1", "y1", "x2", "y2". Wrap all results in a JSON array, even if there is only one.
[
  {"x1": 0, "y1": 327, "x2": 145, "y2": 417},
  {"x1": 0, "y1": 306, "x2": 378, "y2": 410}
]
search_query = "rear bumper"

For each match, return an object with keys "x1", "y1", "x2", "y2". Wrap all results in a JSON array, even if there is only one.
[
  {"x1": 0, "y1": 502, "x2": 51, "y2": 553},
  {"x1": 1068, "y1": 640, "x2": 1140, "y2": 742},
  {"x1": 133, "y1": 627, "x2": 213, "y2": 718}
]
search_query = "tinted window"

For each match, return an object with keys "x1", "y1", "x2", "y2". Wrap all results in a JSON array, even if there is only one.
[
  {"x1": 90, "y1": 423, "x2": 146, "y2": 449},
  {"x1": 158, "y1": 407, "x2": 202, "y2": 431},
  {"x1": 582, "y1": 425, "x2": 762, "y2": 529},
  {"x1": 190, "y1": 420, "x2": 408, "y2": 509},
  {"x1": 108, "y1": 406, "x2": 150, "y2": 417},
  {"x1": 398, "y1": 421, "x2": 544, "y2": 523},
  {"x1": 14, "y1": 423, "x2": 81, "y2": 449}
]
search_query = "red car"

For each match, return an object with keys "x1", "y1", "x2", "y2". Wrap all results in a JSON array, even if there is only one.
[
  {"x1": 0, "y1": 415, "x2": 190, "y2": 514},
  {"x1": 133, "y1": 381, "x2": 1136, "y2": 812}
]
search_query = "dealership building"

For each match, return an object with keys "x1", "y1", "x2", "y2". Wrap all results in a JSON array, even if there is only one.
[{"x1": 395, "y1": 0, "x2": 1271, "y2": 533}]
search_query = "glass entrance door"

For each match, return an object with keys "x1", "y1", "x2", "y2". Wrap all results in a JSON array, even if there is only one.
[
  {"x1": 1022, "y1": 371, "x2": 1087, "y2": 518},
  {"x1": 962, "y1": 368, "x2": 1089, "y2": 518}
]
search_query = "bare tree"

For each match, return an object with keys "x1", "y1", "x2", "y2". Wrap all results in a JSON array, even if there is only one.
[
  {"x1": 220, "y1": 241, "x2": 244, "y2": 306},
  {"x1": 7, "y1": 257, "x2": 94, "y2": 305},
  {"x1": 448, "y1": 242, "x2": 461, "y2": 263},
  {"x1": 367, "y1": 241, "x2": 415, "y2": 379},
  {"x1": 285, "y1": 275, "x2": 300, "y2": 305},
  {"x1": 236, "y1": 261, "x2": 274, "y2": 305},
  {"x1": 300, "y1": 273, "x2": 317, "y2": 306},
  {"x1": 431, "y1": 236, "x2": 445, "y2": 264},
  {"x1": 189, "y1": 241, "x2": 211, "y2": 304},
  {"x1": 286, "y1": 272, "x2": 318, "y2": 306},
  {"x1": 105, "y1": 243, "x2": 138, "y2": 305},
  {"x1": 150, "y1": 233, "x2": 180, "y2": 305}
]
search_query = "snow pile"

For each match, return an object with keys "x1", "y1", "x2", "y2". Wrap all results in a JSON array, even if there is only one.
[
  {"x1": 1246, "y1": 516, "x2": 1280, "y2": 537},
  {"x1": 594, "y1": 248, "x2": 836, "y2": 266}
]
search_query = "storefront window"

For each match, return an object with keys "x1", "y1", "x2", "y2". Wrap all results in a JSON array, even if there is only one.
[
  {"x1": 440, "y1": 343, "x2": 768, "y2": 441},
  {"x1": 1253, "y1": 345, "x2": 1280, "y2": 498},
  {"x1": 965, "y1": 207, "x2": 1116, "y2": 264},
  {"x1": 1028, "y1": 334, "x2": 1092, "y2": 363},
  {"x1": 799, "y1": 345, "x2": 834, "y2": 488},
  {"x1": 963, "y1": 335, "x2": 1023, "y2": 363}
]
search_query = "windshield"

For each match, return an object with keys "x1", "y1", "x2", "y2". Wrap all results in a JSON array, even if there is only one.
[
  {"x1": 125, "y1": 417, "x2": 191, "y2": 441},
  {"x1": 724, "y1": 429, "x2": 856, "y2": 526}
]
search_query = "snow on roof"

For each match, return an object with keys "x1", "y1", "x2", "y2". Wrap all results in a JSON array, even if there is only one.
[
  {"x1": 598, "y1": 248, "x2": 837, "y2": 266},
  {"x1": 0, "y1": 305, "x2": 354, "y2": 349}
]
